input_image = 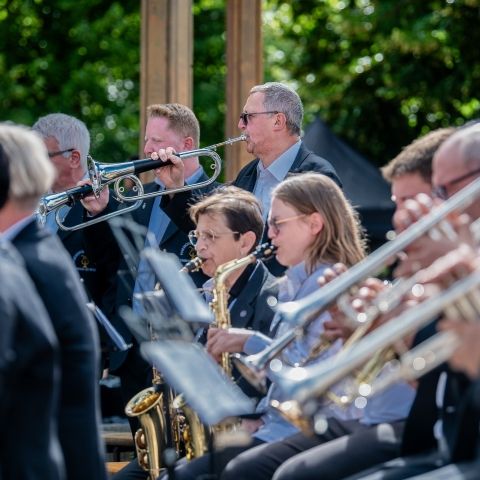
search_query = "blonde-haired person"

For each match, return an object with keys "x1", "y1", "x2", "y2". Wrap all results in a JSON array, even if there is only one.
[
  {"x1": 0, "y1": 123, "x2": 107, "y2": 480},
  {"x1": 220, "y1": 172, "x2": 416, "y2": 480},
  {"x1": 157, "y1": 172, "x2": 368, "y2": 480}
]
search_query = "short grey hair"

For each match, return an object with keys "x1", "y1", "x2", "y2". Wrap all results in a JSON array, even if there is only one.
[
  {"x1": 442, "y1": 123, "x2": 480, "y2": 170},
  {"x1": 0, "y1": 123, "x2": 55, "y2": 210},
  {"x1": 250, "y1": 82, "x2": 303, "y2": 136},
  {"x1": 32, "y1": 113, "x2": 90, "y2": 170}
]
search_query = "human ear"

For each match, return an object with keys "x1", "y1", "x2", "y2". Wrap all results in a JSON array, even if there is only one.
[
  {"x1": 239, "y1": 231, "x2": 257, "y2": 255},
  {"x1": 309, "y1": 212, "x2": 324, "y2": 235}
]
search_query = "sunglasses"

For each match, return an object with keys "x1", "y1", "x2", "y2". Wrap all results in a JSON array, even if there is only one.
[{"x1": 239, "y1": 111, "x2": 279, "y2": 126}]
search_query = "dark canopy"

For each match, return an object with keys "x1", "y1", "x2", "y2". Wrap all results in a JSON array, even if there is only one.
[{"x1": 303, "y1": 116, "x2": 394, "y2": 250}]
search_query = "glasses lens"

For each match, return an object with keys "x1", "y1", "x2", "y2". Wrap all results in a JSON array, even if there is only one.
[
  {"x1": 432, "y1": 186, "x2": 447, "y2": 200},
  {"x1": 240, "y1": 113, "x2": 248, "y2": 125},
  {"x1": 188, "y1": 231, "x2": 197, "y2": 246}
]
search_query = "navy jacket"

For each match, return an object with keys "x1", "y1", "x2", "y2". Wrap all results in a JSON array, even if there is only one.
[
  {"x1": 11, "y1": 221, "x2": 107, "y2": 480},
  {"x1": 0, "y1": 242, "x2": 63, "y2": 480}
]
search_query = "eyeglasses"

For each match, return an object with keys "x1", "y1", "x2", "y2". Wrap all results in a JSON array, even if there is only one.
[
  {"x1": 432, "y1": 167, "x2": 480, "y2": 200},
  {"x1": 47, "y1": 148, "x2": 75, "y2": 158},
  {"x1": 188, "y1": 229, "x2": 240, "y2": 246},
  {"x1": 239, "y1": 111, "x2": 279, "y2": 126},
  {"x1": 267, "y1": 214, "x2": 306, "y2": 235}
]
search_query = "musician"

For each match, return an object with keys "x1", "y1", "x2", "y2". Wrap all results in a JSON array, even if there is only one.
[
  {"x1": 381, "y1": 127, "x2": 455, "y2": 213},
  {"x1": 152, "y1": 172, "x2": 367, "y2": 480},
  {"x1": 342, "y1": 124, "x2": 480, "y2": 479},
  {"x1": 81, "y1": 103, "x2": 215, "y2": 435},
  {"x1": 0, "y1": 241, "x2": 63, "y2": 480},
  {"x1": 114, "y1": 186, "x2": 279, "y2": 480},
  {"x1": 156, "y1": 82, "x2": 341, "y2": 276},
  {"x1": 0, "y1": 123, "x2": 107, "y2": 480},
  {"x1": 32, "y1": 113, "x2": 114, "y2": 309}
]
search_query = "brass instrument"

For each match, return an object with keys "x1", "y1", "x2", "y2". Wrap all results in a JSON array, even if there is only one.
[
  {"x1": 38, "y1": 135, "x2": 245, "y2": 231},
  {"x1": 125, "y1": 256, "x2": 204, "y2": 477},
  {"x1": 233, "y1": 177, "x2": 480, "y2": 396},
  {"x1": 125, "y1": 368, "x2": 167, "y2": 479},
  {"x1": 170, "y1": 243, "x2": 277, "y2": 459},
  {"x1": 210, "y1": 242, "x2": 277, "y2": 377},
  {"x1": 269, "y1": 270, "x2": 480, "y2": 432}
]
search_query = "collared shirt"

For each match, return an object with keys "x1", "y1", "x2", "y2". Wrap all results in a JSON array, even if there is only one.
[
  {"x1": 248, "y1": 262, "x2": 359, "y2": 443},
  {"x1": 133, "y1": 167, "x2": 204, "y2": 315},
  {"x1": 253, "y1": 140, "x2": 301, "y2": 218}
]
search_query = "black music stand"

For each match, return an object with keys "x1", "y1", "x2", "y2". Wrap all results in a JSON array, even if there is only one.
[{"x1": 141, "y1": 341, "x2": 255, "y2": 425}]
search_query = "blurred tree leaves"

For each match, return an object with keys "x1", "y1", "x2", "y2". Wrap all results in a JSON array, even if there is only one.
[
  {"x1": 1, "y1": 0, "x2": 479, "y2": 167},
  {"x1": 262, "y1": 0, "x2": 480, "y2": 165}
]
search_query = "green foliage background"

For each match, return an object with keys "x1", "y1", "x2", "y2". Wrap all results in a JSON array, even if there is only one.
[{"x1": 1, "y1": 0, "x2": 479, "y2": 167}]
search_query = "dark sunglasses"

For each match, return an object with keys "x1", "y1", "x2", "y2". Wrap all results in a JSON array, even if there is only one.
[{"x1": 239, "y1": 111, "x2": 279, "y2": 125}]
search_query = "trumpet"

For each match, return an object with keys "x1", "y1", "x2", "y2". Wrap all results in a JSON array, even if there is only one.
[
  {"x1": 89, "y1": 135, "x2": 246, "y2": 203},
  {"x1": 270, "y1": 176, "x2": 480, "y2": 346},
  {"x1": 270, "y1": 270, "x2": 480, "y2": 424},
  {"x1": 38, "y1": 135, "x2": 246, "y2": 231},
  {"x1": 36, "y1": 174, "x2": 145, "y2": 231}
]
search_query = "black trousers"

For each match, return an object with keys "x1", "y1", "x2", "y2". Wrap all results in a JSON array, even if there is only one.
[
  {"x1": 113, "y1": 438, "x2": 265, "y2": 480},
  {"x1": 221, "y1": 419, "x2": 405, "y2": 480},
  {"x1": 408, "y1": 459, "x2": 480, "y2": 479},
  {"x1": 344, "y1": 450, "x2": 448, "y2": 480}
]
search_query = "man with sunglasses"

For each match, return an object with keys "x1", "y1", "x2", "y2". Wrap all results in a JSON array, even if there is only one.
[{"x1": 158, "y1": 82, "x2": 341, "y2": 276}]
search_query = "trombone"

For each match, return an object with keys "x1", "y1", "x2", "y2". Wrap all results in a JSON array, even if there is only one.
[
  {"x1": 37, "y1": 135, "x2": 246, "y2": 231},
  {"x1": 270, "y1": 270, "x2": 480, "y2": 429},
  {"x1": 234, "y1": 177, "x2": 480, "y2": 395}
]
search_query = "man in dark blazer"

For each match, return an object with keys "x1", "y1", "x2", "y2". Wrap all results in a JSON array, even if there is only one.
[
  {"x1": 0, "y1": 241, "x2": 64, "y2": 480},
  {"x1": 0, "y1": 148, "x2": 63, "y2": 480},
  {"x1": 0, "y1": 123, "x2": 107, "y2": 480},
  {"x1": 32, "y1": 113, "x2": 115, "y2": 312},
  {"x1": 158, "y1": 82, "x2": 341, "y2": 276},
  {"x1": 81, "y1": 104, "x2": 216, "y2": 434}
]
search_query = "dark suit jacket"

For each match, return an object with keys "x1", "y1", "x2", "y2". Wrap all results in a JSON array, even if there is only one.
[
  {"x1": 227, "y1": 261, "x2": 279, "y2": 398},
  {"x1": 233, "y1": 142, "x2": 341, "y2": 193},
  {"x1": 58, "y1": 202, "x2": 114, "y2": 312},
  {"x1": 400, "y1": 321, "x2": 472, "y2": 460},
  {"x1": 103, "y1": 176, "x2": 214, "y2": 371},
  {"x1": 0, "y1": 242, "x2": 63, "y2": 480},
  {"x1": 11, "y1": 220, "x2": 107, "y2": 480}
]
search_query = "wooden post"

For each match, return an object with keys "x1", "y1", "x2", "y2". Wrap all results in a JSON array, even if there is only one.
[
  {"x1": 139, "y1": 0, "x2": 193, "y2": 180},
  {"x1": 225, "y1": 0, "x2": 263, "y2": 181}
]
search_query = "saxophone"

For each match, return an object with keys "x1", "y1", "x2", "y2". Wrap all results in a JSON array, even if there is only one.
[
  {"x1": 176, "y1": 243, "x2": 277, "y2": 453},
  {"x1": 209, "y1": 242, "x2": 276, "y2": 376},
  {"x1": 125, "y1": 256, "x2": 204, "y2": 479}
]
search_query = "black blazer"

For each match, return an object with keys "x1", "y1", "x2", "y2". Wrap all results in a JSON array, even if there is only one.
[
  {"x1": 0, "y1": 242, "x2": 63, "y2": 480},
  {"x1": 228, "y1": 261, "x2": 279, "y2": 398},
  {"x1": 104, "y1": 176, "x2": 213, "y2": 371},
  {"x1": 11, "y1": 220, "x2": 107, "y2": 480},
  {"x1": 400, "y1": 321, "x2": 472, "y2": 460},
  {"x1": 233, "y1": 142, "x2": 341, "y2": 193},
  {"x1": 58, "y1": 202, "x2": 114, "y2": 312}
]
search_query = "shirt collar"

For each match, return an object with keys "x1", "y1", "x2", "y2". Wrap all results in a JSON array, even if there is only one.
[{"x1": 257, "y1": 140, "x2": 301, "y2": 182}]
